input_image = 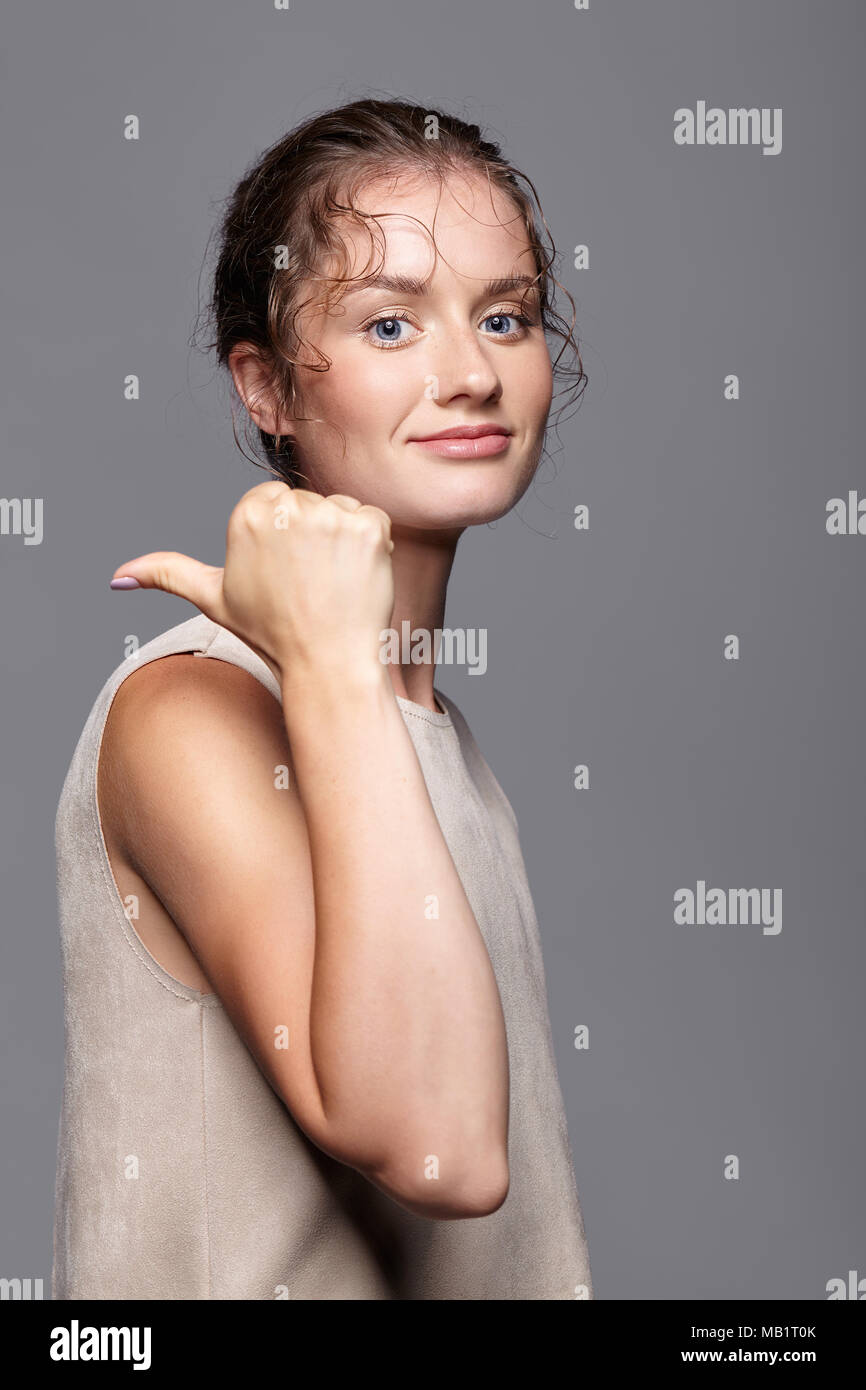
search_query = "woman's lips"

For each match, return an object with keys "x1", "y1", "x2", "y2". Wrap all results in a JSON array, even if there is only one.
[{"x1": 408, "y1": 433, "x2": 511, "y2": 459}]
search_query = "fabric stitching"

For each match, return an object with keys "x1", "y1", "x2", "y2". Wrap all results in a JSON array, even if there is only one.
[
  {"x1": 397, "y1": 705, "x2": 452, "y2": 727},
  {"x1": 394, "y1": 682, "x2": 452, "y2": 724}
]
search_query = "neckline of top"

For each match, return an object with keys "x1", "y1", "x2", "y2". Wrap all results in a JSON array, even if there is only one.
[
  {"x1": 395, "y1": 691, "x2": 453, "y2": 726},
  {"x1": 192, "y1": 617, "x2": 454, "y2": 727}
]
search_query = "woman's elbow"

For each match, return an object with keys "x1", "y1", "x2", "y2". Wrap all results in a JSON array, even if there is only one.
[
  {"x1": 365, "y1": 1149, "x2": 510, "y2": 1220},
  {"x1": 455, "y1": 1158, "x2": 510, "y2": 1217}
]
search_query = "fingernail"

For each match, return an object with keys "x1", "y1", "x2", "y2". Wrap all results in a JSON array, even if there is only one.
[{"x1": 110, "y1": 576, "x2": 141, "y2": 589}]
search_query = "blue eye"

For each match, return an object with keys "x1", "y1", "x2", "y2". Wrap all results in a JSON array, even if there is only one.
[
  {"x1": 360, "y1": 307, "x2": 533, "y2": 350},
  {"x1": 374, "y1": 318, "x2": 404, "y2": 341},
  {"x1": 363, "y1": 313, "x2": 419, "y2": 349},
  {"x1": 482, "y1": 313, "x2": 523, "y2": 336}
]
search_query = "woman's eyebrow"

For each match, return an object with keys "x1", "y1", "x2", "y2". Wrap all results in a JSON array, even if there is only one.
[{"x1": 342, "y1": 273, "x2": 538, "y2": 298}]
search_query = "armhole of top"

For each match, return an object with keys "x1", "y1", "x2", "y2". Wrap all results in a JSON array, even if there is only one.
[{"x1": 91, "y1": 645, "x2": 231, "y2": 1006}]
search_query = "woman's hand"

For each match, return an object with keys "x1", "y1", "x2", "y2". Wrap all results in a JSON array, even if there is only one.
[{"x1": 109, "y1": 481, "x2": 396, "y2": 688}]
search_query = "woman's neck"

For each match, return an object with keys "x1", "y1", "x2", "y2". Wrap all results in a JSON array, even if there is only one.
[{"x1": 385, "y1": 524, "x2": 461, "y2": 710}]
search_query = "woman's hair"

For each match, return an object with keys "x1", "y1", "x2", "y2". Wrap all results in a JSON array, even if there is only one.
[{"x1": 195, "y1": 95, "x2": 587, "y2": 489}]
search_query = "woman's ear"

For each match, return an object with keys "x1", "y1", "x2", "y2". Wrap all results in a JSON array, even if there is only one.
[{"x1": 228, "y1": 343, "x2": 293, "y2": 437}]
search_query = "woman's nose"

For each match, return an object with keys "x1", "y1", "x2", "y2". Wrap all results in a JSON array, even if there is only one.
[{"x1": 427, "y1": 325, "x2": 503, "y2": 404}]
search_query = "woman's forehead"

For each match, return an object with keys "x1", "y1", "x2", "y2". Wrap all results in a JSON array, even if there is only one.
[{"x1": 321, "y1": 175, "x2": 533, "y2": 290}]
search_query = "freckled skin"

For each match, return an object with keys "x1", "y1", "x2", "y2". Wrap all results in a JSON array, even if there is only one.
[{"x1": 243, "y1": 169, "x2": 554, "y2": 536}]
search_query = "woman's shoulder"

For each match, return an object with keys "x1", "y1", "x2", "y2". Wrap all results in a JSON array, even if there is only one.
[
  {"x1": 98, "y1": 629, "x2": 289, "y2": 864},
  {"x1": 99, "y1": 613, "x2": 283, "y2": 795},
  {"x1": 106, "y1": 629, "x2": 281, "y2": 740},
  {"x1": 99, "y1": 613, "x2": 278, "y2": 712}
]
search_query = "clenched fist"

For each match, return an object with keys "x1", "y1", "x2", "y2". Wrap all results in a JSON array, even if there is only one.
[{"x1": 110, "y1": 482, "x2": 396, "y2": 688}]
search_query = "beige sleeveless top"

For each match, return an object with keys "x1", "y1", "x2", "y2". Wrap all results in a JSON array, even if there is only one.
[{"x1": 51, "y1": 614, "x2": 593, "y2": 1300}]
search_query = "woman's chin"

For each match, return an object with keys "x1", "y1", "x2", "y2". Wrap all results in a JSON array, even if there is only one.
[
  {"x1": 390, "y1": 464, "x2": 537, "y2": 529},
  {"x1": 391, "y1": 496, "x2": 525, "y2": 532}
]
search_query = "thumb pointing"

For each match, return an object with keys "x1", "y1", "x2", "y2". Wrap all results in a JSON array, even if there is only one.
[{"x1": 109, "y1": 551, "x2": 226, "y2": 625}]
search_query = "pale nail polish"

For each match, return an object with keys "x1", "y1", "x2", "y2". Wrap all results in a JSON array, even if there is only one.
[{"x1": 110, "y1": 577, "x2": 141, "y2": 589}]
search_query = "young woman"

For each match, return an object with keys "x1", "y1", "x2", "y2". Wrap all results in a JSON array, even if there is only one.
[{"x1": 51, "y1": 98, "x2": 593, "y2": 1300}]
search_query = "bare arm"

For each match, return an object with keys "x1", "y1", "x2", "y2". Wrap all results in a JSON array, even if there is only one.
[
  {"x1": 103, "y1": 652, "x2": 509, "y2": 1220},
  {"x1": 282, "y1": 659, "x2": 510, "y2": 1213}
]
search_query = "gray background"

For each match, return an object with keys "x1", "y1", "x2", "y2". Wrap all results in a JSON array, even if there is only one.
[{"x1": 2, "y1": 0, "x2": 863, "y2": 1299}]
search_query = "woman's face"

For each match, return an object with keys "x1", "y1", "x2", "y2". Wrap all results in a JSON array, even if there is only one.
[{"x1": 276, "y1": 169, "x2": 554, "y2": 531}]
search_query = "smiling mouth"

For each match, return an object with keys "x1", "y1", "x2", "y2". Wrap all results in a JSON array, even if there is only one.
[
  {"x1": 409, "y1": 423, "x2": 511, "y2": 442},
  {"x1": 407, "y1": 424, "x2": 513, "y2": 458},
  {"x1": 408, "y1": 435, "x2": 512, "y2": 458}
]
